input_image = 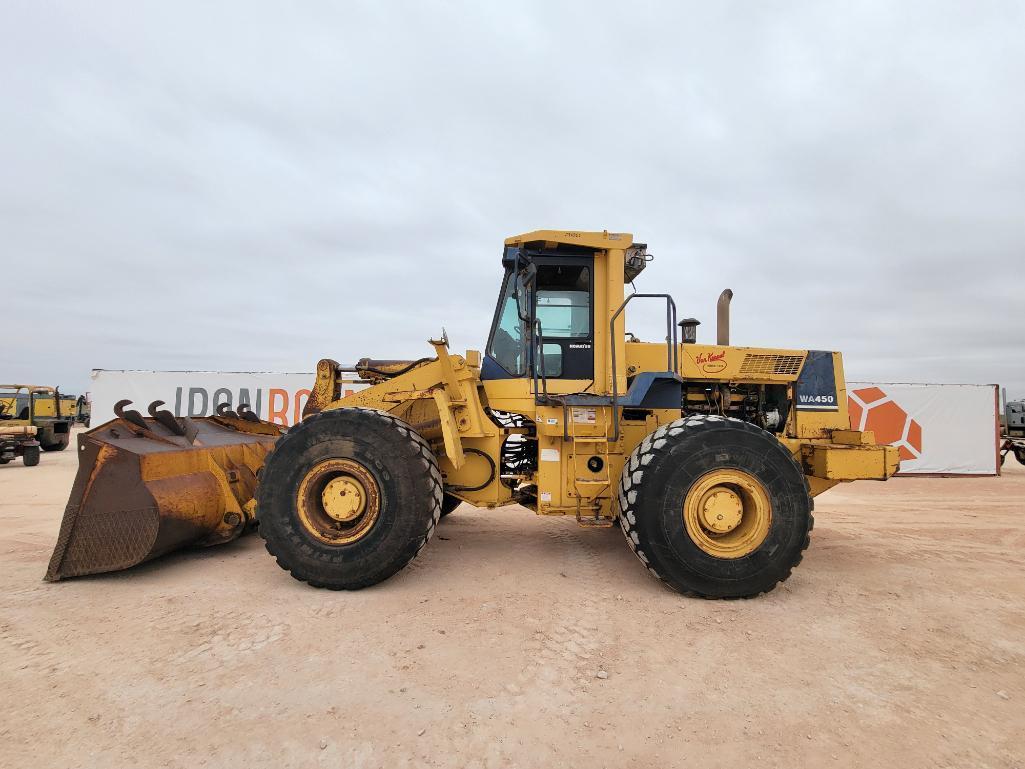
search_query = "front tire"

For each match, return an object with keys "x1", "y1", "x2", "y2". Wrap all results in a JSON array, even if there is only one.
[
  {"x1": 257, "y1": 408, "x2": 443, "y2": 589},
  {"x1": 23, "y1": 446, "x2": 41, "y2": 467},
  {"x1": 618, "y1": 415, "x2": 812, "y2": 598}
]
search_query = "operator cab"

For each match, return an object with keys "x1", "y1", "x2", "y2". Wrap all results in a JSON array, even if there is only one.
[{"x1": 483, "y1": 245, "x2": 596, "y2": 382}]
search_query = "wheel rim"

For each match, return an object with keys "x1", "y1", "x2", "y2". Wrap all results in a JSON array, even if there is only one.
[
  {"x1": 296, "y1": 459, "x2": 381, "y2": 545},
  {"x1": 683, "y1": 469, "x2": 771, "y2": 558}
]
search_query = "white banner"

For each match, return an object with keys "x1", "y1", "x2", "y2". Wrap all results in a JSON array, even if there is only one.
[
  {"x1": 89, "y1": 369, "x2": 369, "y2": 428},
  {"x1": 848, "y1": 382, "x2": 999, "y2": 476}
]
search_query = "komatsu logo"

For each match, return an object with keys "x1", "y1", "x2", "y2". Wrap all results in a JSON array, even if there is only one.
[{"x1": 569, "y1": 343, "x2": 591, "y2": 349}]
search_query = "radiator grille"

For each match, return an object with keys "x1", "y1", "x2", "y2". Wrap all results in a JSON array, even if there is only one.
[{"x1": 739, "y1": 354, "x2": 805, "y2": 376}]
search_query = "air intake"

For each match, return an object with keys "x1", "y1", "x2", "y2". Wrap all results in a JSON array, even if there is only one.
[{"x1": 739, "y1": 354, "x2": 805, "y2": 376}]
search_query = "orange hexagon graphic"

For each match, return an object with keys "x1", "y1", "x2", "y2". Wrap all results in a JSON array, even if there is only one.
[
  {"x1": 848, "y1": 387, "x2": 923, "y2": 461},
  {"x1": 855, "y1": 386, "x2": 887, "y2": 405}
]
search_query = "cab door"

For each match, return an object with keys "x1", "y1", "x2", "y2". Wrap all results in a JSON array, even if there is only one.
[
  {"x1": 482, "y1": 254, "x2": 594, "y2": 385},
  {"x1": 531, "y1": 256, "x2": 594, "y2": 382}
]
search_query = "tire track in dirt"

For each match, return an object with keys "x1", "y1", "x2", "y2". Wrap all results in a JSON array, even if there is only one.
[
  {"x1": 0, "y1": 613, "x2": 129, "y2": 766},
  {"x1": 0, "y1": 618, "x2": 72, "y2": 677},
  {"x1": 419, "y1": 518, "x2": 617, "y2": 765},
  {"x1": 156, "y1": 608, "x2": 289, "y2": 664},
  {"x1": 872, "y1": 531, "x2": 1025, "y2": 566},
  {"x1": 513, "y1": 520, "x2": 612, "y2": 700}
]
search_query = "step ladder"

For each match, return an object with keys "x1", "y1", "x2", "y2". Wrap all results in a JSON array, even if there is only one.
[{"x1": 567, "y1": 407, "x2": 615, "y2": 527}]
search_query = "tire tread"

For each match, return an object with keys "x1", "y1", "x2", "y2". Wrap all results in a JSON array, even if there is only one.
[
  {"x1": 617, "y1": 415, "x2": 814, "y2": 598},
  {"x1": 257, "y1": 407, "x2": 443, "y2": 589}
]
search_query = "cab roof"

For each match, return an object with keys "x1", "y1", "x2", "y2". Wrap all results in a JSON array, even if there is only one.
[{"x1": 504, "y1": 230, "x2": 634, "y2": 250}]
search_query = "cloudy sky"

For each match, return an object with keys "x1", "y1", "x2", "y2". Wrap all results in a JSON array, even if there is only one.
[{"x1": 3, "y1": 1, "x2": 1024, "y2": 399}]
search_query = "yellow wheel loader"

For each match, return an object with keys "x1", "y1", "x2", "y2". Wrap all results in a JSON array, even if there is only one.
[{"x1": 46, "y1": 230, "x2": 899, "y2": 597}]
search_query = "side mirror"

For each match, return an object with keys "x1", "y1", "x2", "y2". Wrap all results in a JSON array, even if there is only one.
[{"x1": 514, "y1": 262, "x2": 536, "y2": 323}]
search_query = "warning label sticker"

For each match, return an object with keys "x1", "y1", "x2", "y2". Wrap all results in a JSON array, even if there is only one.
[{"x1": 572, "y1": 407, "x2": 597, "y2": 425}]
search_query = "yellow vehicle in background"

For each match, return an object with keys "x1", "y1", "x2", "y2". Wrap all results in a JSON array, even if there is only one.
[
  {"x1": 0, "y1": 385, "x2": 42, "y2": 466},
  {"x1": 0, "y1": 385, "x2": 75, "y2": 452},
  {"x1": 41, "y1": 393, "x2": 89, "y2": 427}
]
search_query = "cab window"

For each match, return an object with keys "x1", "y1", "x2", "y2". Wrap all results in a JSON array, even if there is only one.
[
  {"x1": 487, "y1": 274, "x2": 527, "y2": 376},
  {"x1": 535, "y1": 265, "x2": 591, "y2": 379},
  {"x1": 535, "y1": 265, "x2": 590, "y2": 337}
]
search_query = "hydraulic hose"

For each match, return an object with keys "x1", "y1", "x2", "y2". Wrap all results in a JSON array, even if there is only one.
[
  {"x1": 359, "y1": 357, "x2": 433, "y2": 378},
  {"x1": 444, "y1": 448, "x2": 497, "y2": 493}
]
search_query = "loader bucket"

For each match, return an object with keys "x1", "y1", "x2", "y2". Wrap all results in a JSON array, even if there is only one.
[{"x1": 44, "y1": 400, "x2": 283, "y2": 581}]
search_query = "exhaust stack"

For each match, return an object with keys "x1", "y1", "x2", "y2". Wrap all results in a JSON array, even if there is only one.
[{"x1": 716, "y1": 289, "x2": 733, "y2": 346}]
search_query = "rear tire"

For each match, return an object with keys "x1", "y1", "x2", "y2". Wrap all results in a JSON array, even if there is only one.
[
  {"x1": 618, "y1": 415, "x2": 812, "y2": 598},
  {"x1": 41, "y1": 435, "x2": 70, "y2": 452},
  {"x1": 23, "y1": 446, "x2": 40, "y2": 467},
  {"x1": 257, "y1": 408, "x2": 443, "y2": 589}
]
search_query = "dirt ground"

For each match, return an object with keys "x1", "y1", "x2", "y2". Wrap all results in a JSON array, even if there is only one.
[{"x1": 1, "y1": 430, "x2": 1023, "y2": 769}]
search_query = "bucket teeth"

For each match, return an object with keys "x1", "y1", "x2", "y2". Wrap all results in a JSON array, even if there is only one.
[
  {"x1": 113, "y1": 399, "x2": 149, "y2": 431},
  {"x1": 147, "y1": 400, "x2": 190, "y2": 440},
  {"x1": 237, "y1": 403, "x2": 260, "y2": 422},
  {"x1": 181, "y1": 417, "x2": 199, "y2": 445},
  {"x1": 216, "y1": 402, "x2": 259, "y2": 422}
]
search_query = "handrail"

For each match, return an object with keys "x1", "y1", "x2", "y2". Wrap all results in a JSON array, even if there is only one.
[
  {"x1": 609, "y1": 293, "x2": 678, "y2": 441},
  {"x1": 531, "y1": 319, "x2": 550, "y2": 403}
]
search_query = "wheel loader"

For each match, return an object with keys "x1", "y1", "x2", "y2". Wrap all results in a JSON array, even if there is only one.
[{"x1": 46, "y1": 230, "x2": 899, "y2": 597}]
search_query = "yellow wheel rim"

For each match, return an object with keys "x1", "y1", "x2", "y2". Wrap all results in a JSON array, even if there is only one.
[
  {"x1": 683, "y1": 469, "x2": 771, "y2": 558},
  {"x1": 322, "y1": 476, "x2": 366, "y2": 522},
  {"x1": 296, "y1": 459, "x2": 380, "y2": 545}
]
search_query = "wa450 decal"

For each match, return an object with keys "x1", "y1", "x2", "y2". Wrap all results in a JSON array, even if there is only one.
[
  {"x1": 794, "y1": 351, "x2": 840, "y2": 411},
  {"x1": 796, "y1": 392, "x2": 838, "y2": 409}
]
